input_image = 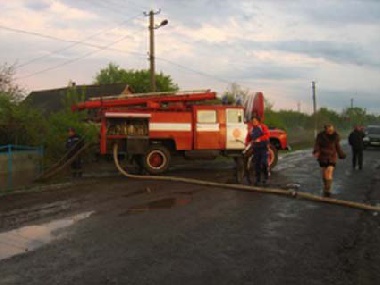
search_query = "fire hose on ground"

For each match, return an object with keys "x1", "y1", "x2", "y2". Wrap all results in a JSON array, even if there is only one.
[
  {"x1": 34, "y1": 141, "x2": 93, "y2": 182},
  {"x1": 112, "y1": 143, "x2": 380, "y2": 212}
]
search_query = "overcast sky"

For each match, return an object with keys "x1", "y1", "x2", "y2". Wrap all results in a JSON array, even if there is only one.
[{"x1": 1, "y1": 0, "x2": 380, "y2": 114}]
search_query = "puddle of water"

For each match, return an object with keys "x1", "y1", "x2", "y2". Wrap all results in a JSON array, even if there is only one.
[
  {"x1": 331, "y1": 180, "x2": 344, "y2": 194},
  {"x1": 125, "y1": 196, "x2": 192, "y2": 214},
  {"x1": 344, "y1": 169, "x2": 354, "y2": 176},
  {"x1": 0, "y1": 211, "x2": 93, "y2": 261}
]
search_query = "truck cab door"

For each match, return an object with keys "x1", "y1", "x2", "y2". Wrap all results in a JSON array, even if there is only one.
[
  {"x1": 225, "y1": 108, "x2": 247, "y2": 149},
  {"x1": 194, "y1": 108, "x2": 220, "y2": 149}
]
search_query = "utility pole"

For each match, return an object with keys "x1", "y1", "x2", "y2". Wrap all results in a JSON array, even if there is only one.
[
  {"x1": 312, "y1": 81, "x2": 317, "y2": 137},
  {"x1": 144, "y1": 10, "x2": 168, "y2": 92},
  {"x1": 351, "y1": 98, "x2": 354, "y2": 109},
  {"x1": 148, "y1": 10, "x2": 156, "y2": 92}
]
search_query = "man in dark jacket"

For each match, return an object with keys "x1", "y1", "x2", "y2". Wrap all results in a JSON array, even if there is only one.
[
  {"x1": 66, "y1": 127, "x2": 84, "y2": 177},
  {"x1": 348, "y1": 126, "x2": 365, "y2": 170},
  {"x1": 313, "y1": 124, "x2": 346, "y2": 197}
]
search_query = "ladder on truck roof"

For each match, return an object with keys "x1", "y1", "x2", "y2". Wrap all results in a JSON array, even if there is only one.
[
  {"x1": 72, "y1": 90, "x2": 217, "y2": 111},
  {"x1": 90, "y1": 89, "x2": 212, "y2": 101}
]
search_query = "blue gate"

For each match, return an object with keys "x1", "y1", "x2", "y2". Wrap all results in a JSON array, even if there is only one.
[{"x1": 0, "y1": 145, "x2": 44, "y2": 192}]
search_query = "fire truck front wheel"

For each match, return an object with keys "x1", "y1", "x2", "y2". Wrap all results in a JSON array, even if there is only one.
[{"x1": 142, "y1": 146, "x2": 171, "y2": 175}]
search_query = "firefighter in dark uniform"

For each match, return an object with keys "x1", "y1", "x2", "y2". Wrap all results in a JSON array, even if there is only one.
[
  {"x1": 66, "y1": 127, "x2": 84, "y2": 177},
  {"x1": 348, "y1": 125, "x2": 365, "y2": 169},
  {"x1": 246, "y1": 116, "x2": 270, "y2": 186}
]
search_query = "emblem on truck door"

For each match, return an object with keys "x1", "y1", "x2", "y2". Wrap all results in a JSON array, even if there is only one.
[{"x1": 233, "y1": 128, "x2": 242, "y2": 139}]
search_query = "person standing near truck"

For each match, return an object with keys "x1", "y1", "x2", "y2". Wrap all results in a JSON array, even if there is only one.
[
  {"x1": 348, "y1": 125, "x2": 365, "y2": 170},
  {"x1": 246, "y1": 116, "x2": 270, "y2": 186},
  {"x1": 313, "y1": 124, "x2": 346, "y2": 197},
  {"x1": 66, "y1": 127, "x2": 84, "y2": 177}
]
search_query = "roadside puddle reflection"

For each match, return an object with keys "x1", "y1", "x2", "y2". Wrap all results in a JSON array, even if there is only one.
[
  {"x1": 125, "y1": 196, "x2": 192, "y2": 214},
  {"x1": 0, "y1": 211, "x2": 93, "y2": 261}
]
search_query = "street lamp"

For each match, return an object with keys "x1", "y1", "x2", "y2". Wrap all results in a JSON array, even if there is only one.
[
  {"x1": 145, "y1": 10, "x2": 168, "y2": 92},
  {"x1": 158, "y1": 19, "x2": 168, "y2": 27}
]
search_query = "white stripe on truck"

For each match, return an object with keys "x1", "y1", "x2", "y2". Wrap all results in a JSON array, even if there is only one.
[
  {"x1": 105, "y1": 112, "x2": 151, "y2": 118},
  {"x1": 196, "y1": 124, "x2": 220, "y2": 132},
  {"x1": 150, "y1": 123, "x2": 192, "y2": 131}
]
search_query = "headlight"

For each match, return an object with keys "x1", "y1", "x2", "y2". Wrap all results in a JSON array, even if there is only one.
[{"x1": 363, "y1": 137, "x2": 370, "y2": 142}]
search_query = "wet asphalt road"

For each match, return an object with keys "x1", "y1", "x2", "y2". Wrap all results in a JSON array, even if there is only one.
[{"x1": 0, "y1": 146, "x2": 379, "y2": 285}]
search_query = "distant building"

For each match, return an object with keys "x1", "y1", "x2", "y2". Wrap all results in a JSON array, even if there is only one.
[{"x1": 25, "y1": 83, "x2": 133, "y2": 114}]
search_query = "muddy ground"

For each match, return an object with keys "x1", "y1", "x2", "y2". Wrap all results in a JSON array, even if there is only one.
[{"x1": 0, "y1": 147, "x2": 379, "y2": 285}]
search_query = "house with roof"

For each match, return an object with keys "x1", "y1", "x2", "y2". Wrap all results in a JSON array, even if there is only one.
[{"x1": 25, "y1": 83, "x2": 133, "y2": 113}]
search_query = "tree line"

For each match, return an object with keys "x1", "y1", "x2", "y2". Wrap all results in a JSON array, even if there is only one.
[{"x1": 222, "y1": 82, "x2": 380, "y2": 132}]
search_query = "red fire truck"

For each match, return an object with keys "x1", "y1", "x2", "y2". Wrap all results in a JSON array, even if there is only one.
[{"x1": 73, "y1": 90, "x2": 288, "y2": 176}]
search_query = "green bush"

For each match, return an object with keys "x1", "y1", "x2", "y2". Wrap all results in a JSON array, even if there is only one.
[
  {"x1": 264, "y1": 110, "x2": 287, "y2": 130},
  {"x1": 43, "y1": 110, "x2": 98, "y2": 163}
]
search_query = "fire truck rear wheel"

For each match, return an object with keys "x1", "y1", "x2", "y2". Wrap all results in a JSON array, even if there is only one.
[{"x1": 143, "y1": 145, "x2": 171, "y2": 175}]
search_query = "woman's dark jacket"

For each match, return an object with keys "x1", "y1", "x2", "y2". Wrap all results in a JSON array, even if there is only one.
[{"x1": 313, "y1": 131, "x2": 346, "y2": 163}]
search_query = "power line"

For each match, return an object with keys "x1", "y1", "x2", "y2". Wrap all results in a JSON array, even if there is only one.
[
  {"x1": 157, "y1": 55, "x2": 273, "y2": 95},
  {"x1": 0, "y1": 24, "x2": 146, "y2": 55},
  {"x1": 0, "y1": 23, "x2": 146, "y2": 59},
  {"x1": 16, "y1": 32, "x2": 146, "y2": 80},
  {"x1": 0, "y1": 24, "x2": 69, "y2": 43},
  {"x1": 166, "y1": 35, "x2": 263, "y2": 77},
  {"x1": 1, "y1": 26, "x2": 253, "y2": 91},
  {"x1": 15, "y1": 13, "x2": 143, "y2": 69},
  {"x1": 151, "y1": 28, "x2": 262, "y2": 89},
  {"x1": 1, "y1": 17, "x2": 251, "y2": 87},
  {"x1": 0, "y1": 3, "x2": 274, "y2": 93},
  {"x1": 17, "y1": 36, "x2": 128, "y2": 79},
  {"x1": 156, "y1": 56, "x2": 231, "y2": 84}
]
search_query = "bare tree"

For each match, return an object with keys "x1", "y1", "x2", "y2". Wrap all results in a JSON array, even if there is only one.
[
  {"x1": 0, "y1": 63, "x2": 24, "y2": 102},
  {"x1": 227, "y1": 83, "x2": 249, "y2": 101}
]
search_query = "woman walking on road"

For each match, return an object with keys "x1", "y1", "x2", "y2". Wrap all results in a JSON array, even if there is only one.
[{"x1": 313, "y1": 124, "x2": 346, "y2": 197}]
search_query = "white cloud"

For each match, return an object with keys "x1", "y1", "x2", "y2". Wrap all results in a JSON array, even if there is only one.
[{"x1": 49, "y1": 1, "x2": 96, "y2": 20}]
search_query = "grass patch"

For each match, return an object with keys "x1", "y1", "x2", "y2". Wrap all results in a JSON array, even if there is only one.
[{"x1": 288, "y1": 129, "x2": 315, "y2": 151}]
